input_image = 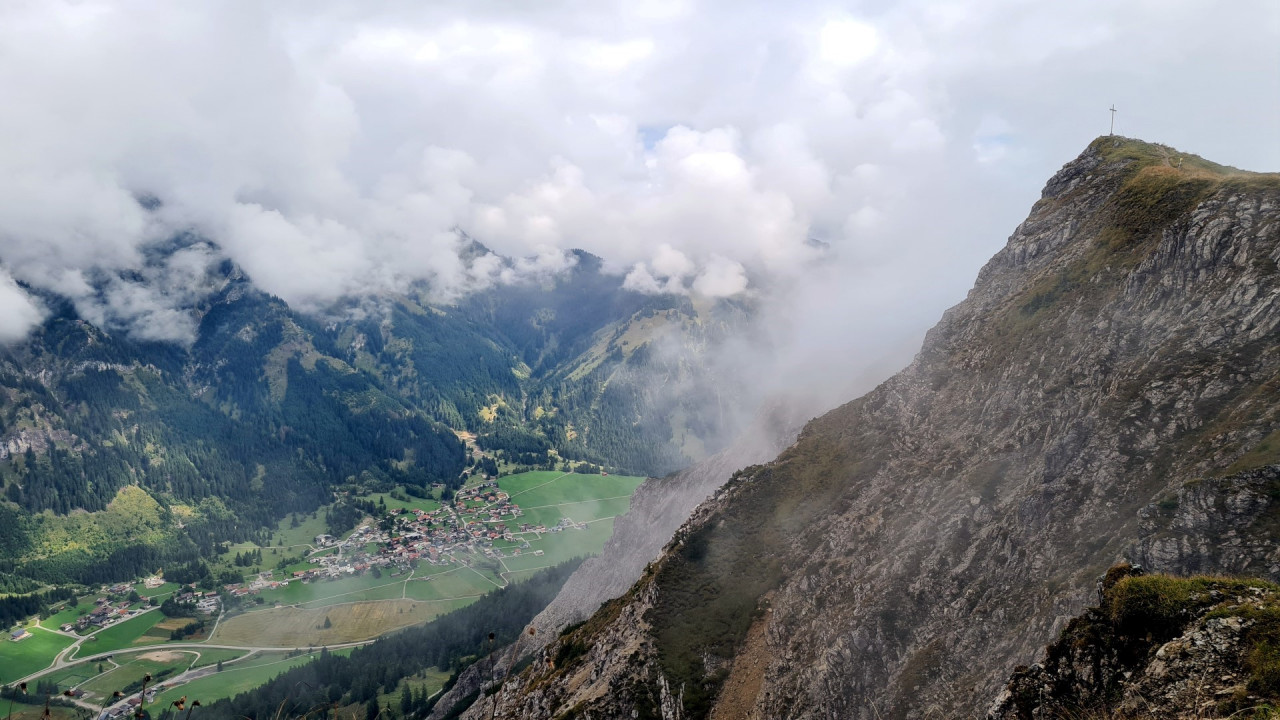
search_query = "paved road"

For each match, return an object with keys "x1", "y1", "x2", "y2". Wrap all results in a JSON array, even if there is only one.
[{"x1": 16, "y1": 638, "x2": 377, "y2": 686}]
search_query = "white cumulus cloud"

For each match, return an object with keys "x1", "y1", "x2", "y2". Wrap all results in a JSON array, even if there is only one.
[{"x1": 0, "y1": 0, "x2": 1271, "y2": 396}]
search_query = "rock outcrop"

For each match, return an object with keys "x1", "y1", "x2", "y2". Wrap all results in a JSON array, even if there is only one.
[
  {"x1": 1130, "y1": 465, "x2": 1280, "y2": 580},
  {"x1": 463, "y1": 137, "x2": 1280, "y2": 719},
  {"x1": 990, "y1": 563, "x2": 1280, "y2": 719}
]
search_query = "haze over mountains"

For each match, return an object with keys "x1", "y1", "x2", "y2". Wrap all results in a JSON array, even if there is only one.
[
  {"x1": 0, "y1": 243, "x2": 762, "y2": 582},
  {"x1": 3, "y1": 2, "x2": 1280, "y2": 720}
]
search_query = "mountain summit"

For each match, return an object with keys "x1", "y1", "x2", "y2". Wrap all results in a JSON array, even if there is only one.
[{"x1": 457, "y1": 137, "x2": 1280, "y2": 719}]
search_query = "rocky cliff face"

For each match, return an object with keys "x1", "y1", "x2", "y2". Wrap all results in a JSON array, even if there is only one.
[
  {"x1": 1130, "y1": 465, "x2": 1280, "y2": 580},
  {"x1": 463, "y1": 137, "x2": 1280, "y2": 719},
  {"x1": 989, "y1": 563, "x2": 1280, "y2": 719}
]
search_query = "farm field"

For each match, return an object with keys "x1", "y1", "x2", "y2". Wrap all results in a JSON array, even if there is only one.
[
  {"x1": 151, "y1": 649, "x2": 353, "y2": 707},
  {"x1": 366, "y1": 489, "x2": 442, "y2": 513},
  {"x1": 253, "y1": 572, "x2": 407, "y2": 608},
  {"x1": 39, "y1": 597, "x2": 94, "y2": 631},
  {"x1": 498, "y1": 471, "x2": 645, "y2": 509},
  {"x1": 0, "y1": 625, "x2": 76, "y2": 684},
  {"x1": 516, "y1": 495, "x2": 632, "y2": 527},
  {"x1": 70, "y1": 611, "x2": 168, "y2": 659},
  {"x1": 35, "y1": 647, "x2": 241, "y2": 695},
  {"x1": 78, "y1": 649, "x2": 197, "y2": 698},
  {"x1": 402, "y1": 569, "x2": 496, "y2": 602},
  {"x1": 210, "y1": 598, "x2": 458, "y2": 646},
  {"x1": 189, "y1": 648, "x2": 249, "y2": 668},
  {"x1": 2, "y1": 697, "x2": 82, "y2": 720},
  {"x1": 36, "y1": 660, "x2": 104, "y2": 691},
  {"x1": 498, "y1": 518, "x2": 616, "y2": 573}
]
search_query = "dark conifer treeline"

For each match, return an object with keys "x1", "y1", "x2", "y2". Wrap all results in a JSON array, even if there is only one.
[{"x1": 0, "y1": 585, "x2": 75, "y2": 628}]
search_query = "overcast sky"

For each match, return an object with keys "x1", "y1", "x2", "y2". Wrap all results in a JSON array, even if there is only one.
[{"x1": 1, "y1": 0, "x2": 1277, "y2": 386}]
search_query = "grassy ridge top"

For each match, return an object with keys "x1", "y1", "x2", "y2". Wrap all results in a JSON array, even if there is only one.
[{"x1": 1090, "y1": 135, "x2": 1280, "y2": 187}]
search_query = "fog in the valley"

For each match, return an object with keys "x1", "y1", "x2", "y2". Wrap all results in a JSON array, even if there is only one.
[{"x1": 1, "y1": 0, "x2": 1277, "y2": 421}]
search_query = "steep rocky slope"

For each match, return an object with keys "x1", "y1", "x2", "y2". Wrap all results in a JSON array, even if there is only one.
[
  {"x1": 463, "y1": 137, "x2": 1280, "y2": 719},
  {"x1": 426, "y1": 403, "x2": 803, "y2": 719},
  {"x1": 990, "y1": 563, "x2": 1280, "y2": 719}
]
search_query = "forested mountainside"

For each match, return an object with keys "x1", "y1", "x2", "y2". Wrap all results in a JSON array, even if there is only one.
[
  {"x1": 464, "y1": 137, "x2": 1280, "y2": 719},
  {"x1": 0, "y1": 245, "x2": 751, "y2": 584}
]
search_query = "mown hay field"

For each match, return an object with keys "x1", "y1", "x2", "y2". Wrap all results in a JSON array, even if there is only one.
[{"x1": 210, "y1": 598, "x2": 470, "y2": 647}]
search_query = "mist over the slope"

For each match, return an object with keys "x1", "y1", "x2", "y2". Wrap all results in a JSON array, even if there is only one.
[{"x1": 0, "y1": 0, "x2": 1276, "y2": 420}]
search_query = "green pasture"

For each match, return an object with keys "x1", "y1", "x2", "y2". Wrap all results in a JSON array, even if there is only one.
[
  {"x1": 500, "y1": 519, "x2": 616, "y2": 573},
  {"x1": 365, "y1": 489, "x2": 442, "y2": 514},
  {"x1": 0, "y1": 626, "x2": 76, "y2": 684},
  {"x1": 151, "y1": 649, "x2": 353, "y2": 706},
  {"x1": 71, "y1": 611, "x2": 166, "y2": 659},
  {"x1": 189, "y1": 648, "x2": 248, "y2": 668},
  {"x1": 78, "y1": 652, "x2": 195, "y2": 697},
  {"x1": 402, "y1": 570, "x2": 494, "y2": 602},
  {"x1": 40, "y1": 599, "x2": 92, "y2": 631},
  {"x1": 35, "y1": 661, "x2": 102, "y2": 691},
  {"x1": 498, "y1": 472, "x2": 644, "y2": 509},
  {"x1": 253, "y1": 573, "x2": 405, "y2": 608}
]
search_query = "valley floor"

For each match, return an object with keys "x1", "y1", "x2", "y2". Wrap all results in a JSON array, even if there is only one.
[{"x1": 2, "y1": 470, "x2": 645, "y2": 710}]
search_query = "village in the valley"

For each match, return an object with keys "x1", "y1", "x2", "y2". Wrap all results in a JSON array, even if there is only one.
[
  {"x1": 1, "y1": 469, "x2": 645, "y2": 720},
  {"x1": 277, "y1": 481, "x2": 590, "y2": 587},
  {"x1": 25, "y1": 474, "x2": 612, "y2": 646}
]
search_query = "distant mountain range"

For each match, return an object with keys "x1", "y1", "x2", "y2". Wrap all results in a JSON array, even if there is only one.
[{"x1": 0, "y1": 243, "x2": 753, "y2": 584}]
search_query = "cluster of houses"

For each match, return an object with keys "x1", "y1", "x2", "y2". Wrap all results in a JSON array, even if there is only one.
[
  {"x1": 278, "y1": 481, "x2": 585, "y2": 579},
  {"x1": 220, "y1": 571, "x2": 289, "y2": 599},
  {"x1": 74, "y1": 595, "x2": 145, "y2": 631},
  {"x1": 369, "y1": 481, "x2": 592, "y2": 566},
  {"x1": 97, "y1": 686, "x2": 164, "y2": 720},
  {"x1": 549, "y1": 517, "x2": 588, "y2": 532},
  {"x1": 172, "y1": 588, "x2": 223, "y2": 614},
  {"x1": 377, "y1": 483, "x2": 539, "y2": 565}
]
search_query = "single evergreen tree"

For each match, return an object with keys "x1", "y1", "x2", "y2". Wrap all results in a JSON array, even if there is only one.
[{"x1": 399, "y1": 687, "x2": 412, "y2": 716}]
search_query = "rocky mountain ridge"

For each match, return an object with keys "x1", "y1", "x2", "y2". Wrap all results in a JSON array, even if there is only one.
[
  {"x1": 460, "y1": 136, "x2": 1280, "y2": 719},
  {"x1": 990, "y1": 561, "x2": 1280, "y2": 718}
]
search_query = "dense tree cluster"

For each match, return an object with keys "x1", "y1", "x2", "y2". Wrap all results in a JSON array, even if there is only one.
[
  {"x1": 0, "y1": 585, "x2": 75, "y2": 629},
  {"x1": 0, "y1": 571, "x2": 41, "y2": 595},
  {"x1": 232, "y1": 548, "x2": 263, "y2": 567}
]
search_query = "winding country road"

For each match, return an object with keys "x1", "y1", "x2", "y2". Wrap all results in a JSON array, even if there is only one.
[{"x1": 16, "y1": 636, "x2": 378, "y2": 687}]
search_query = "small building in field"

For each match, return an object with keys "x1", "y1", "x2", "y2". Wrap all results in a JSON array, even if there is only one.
[{"x1": 10, "y1": 628, "x2": 32, "y2": 641}]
